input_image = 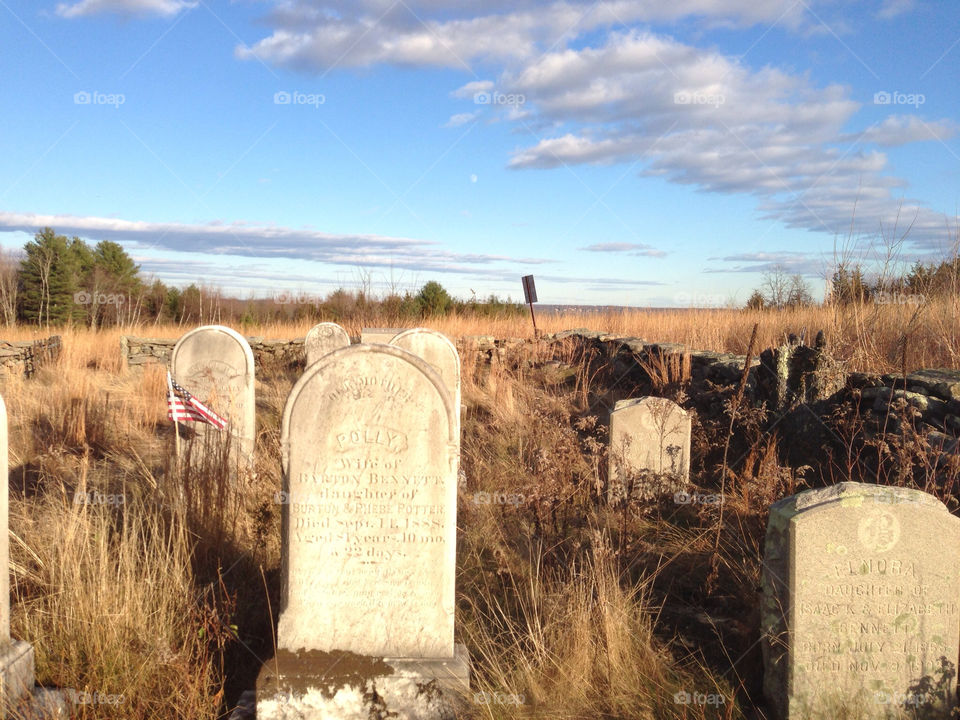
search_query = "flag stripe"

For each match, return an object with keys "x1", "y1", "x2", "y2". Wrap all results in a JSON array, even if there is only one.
[{"x1": 166, "y1": 372, "x2": 228, "y2": 430}]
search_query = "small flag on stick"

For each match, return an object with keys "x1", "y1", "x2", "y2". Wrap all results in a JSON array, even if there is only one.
[{"x1": 167, "y1": 371, "x2": 228, "y2": 430}]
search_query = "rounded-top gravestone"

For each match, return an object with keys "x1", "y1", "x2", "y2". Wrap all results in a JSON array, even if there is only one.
[
  {"x1": 170, "y1": 325, "x2": 255, "y2": 463},
  {"x1": 389, "y1": 328, "x2": 461, "y2": 438},
  {"x1": 278, "y1": 343, "x2": 458, "y2": 658},
  {"x1": 304, "y1": 322, "x2": 350, "y2": 368}
]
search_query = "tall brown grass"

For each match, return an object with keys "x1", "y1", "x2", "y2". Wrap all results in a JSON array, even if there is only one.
[{"x1": 0, "y1": 299, "x2": 955, "y2": 718}]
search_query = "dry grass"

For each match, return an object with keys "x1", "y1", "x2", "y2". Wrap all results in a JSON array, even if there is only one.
[{"x1": 0, "y1": 301, "x2": 955, "y2": 718}]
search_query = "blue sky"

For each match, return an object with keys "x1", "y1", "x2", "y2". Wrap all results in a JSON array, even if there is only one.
[{"x1": 0, "y1": 0, "x2": 958, "y2": 306}]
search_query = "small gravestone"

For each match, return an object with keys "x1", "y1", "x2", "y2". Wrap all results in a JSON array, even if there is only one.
[
  {"x1": 170, "y1": 326, "x2": 255, "y2": 466},
  {"x1": 0, "y1": 394, "x2": 35, "y2": 709},
  {"x1": 361, "y1": 327, "x2": 405, "y2": 344},
  {"x1": 762, "y1": 482, "x2": 960, "y2": 719},
  {"x1": 304, "y1": 322, "x2": 350, "y2": 367},
  {"x1": 257, "y1": 344, "x2": 469, "y2": 720},
  {"x1": 389, "y1": 328, "x2": 461, "y2": 441},
  {"x1": 607, "y1": 397, "x2": 690, "y2": 502}
]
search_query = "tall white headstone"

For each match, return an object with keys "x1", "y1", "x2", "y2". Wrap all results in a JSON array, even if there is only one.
[
  {"x1": 258, "y1": 344, "x2": 469, "y2": 720},
  {"x1": 304, "y1": 322, "x2": 350, "y2": 367},
  {"x1": 0, "y1": 394, "x2": 35, "y2": 708},
  {"x1": 170, "y1": 326, "x2": 255, "y2": 465}
]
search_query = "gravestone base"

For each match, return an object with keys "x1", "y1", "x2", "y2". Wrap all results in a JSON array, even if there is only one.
[
  {"x1": 256, "y1": 646, "x2": 470, "y2": 720},
  {"x1": 0, "y1": 640, "x2": 34, "y2": 710}
]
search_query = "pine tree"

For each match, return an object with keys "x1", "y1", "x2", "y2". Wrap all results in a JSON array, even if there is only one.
[{"x1": 18, "y1": 228, "x2": 83, "y2": 326}]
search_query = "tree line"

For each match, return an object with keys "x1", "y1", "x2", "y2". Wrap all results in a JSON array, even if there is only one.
[
  {"x1": 744, "y1": 258, "x2": 960, "y2": 310},
  {"x1": 0, "y1": 228, "x2": 525, "y2": 327}
]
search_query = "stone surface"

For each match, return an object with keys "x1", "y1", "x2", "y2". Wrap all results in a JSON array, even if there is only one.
[
  {"x1": 361, "y1": 328, "x2": 406, "y2": 344},
  {"x1": 762, "y1": 482, "x2": 960, "y2": 720},
  {"x1": 257, "y1": 646, "x2": 470, "y2": 720},
  {"x1": 608, "y1": 397, "x2": 691, "y2": 502},
  {"x1": 905, "y1": 370, "x2": 960, "y2": 402},
  {"x1": 389, "y1": 329, "x2": 461, "y2": 440},
  {"x1": 0, "y1": 641, "x2": 35, "y2": 713},
  {"x1": 304, "y1": 323, "x2": 350, "y2": 368},
  {"x1": 277, "y1": 344, "x2": 458, "y2": 657},
  {"x1": 0, "y1": 393, "x2": 36, "y2": 712},
  {"x1": 170, "y1": 325, "x2": 256, "y2": 464}
]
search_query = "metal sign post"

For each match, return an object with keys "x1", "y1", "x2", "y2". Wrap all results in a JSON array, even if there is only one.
[{"x1": 521, "y1": 275, "x2": 539, "y2": 338}]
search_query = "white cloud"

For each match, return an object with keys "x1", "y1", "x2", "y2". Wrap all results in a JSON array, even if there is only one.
[
  {"x1": 56, "y1": 0, "x2": 196, "y2": 18},
  {"x1": 236, "y1": 0, "x2": 810, "y2": 71},
  {"x1": 580, "y1": 242, "x2": 666, "y2": 257},
  {"x1": 853, "y1": 115, "x2": 958, "y2": 147},
  {"x1": 0, "y1": 210, "x2": 552, "y2": 276},
  {"x1": 497, "y1": 29, "x2": 954, "y2": 247},
  {"x1": 443, "y1": 112, "x2": 479, "y2": 128},
  {"x1": 877, "y1": 0, "x2": 916, "y2": 20},
  {"x1": 236, "y1": 1, "x2": 954, "y2": 253}
]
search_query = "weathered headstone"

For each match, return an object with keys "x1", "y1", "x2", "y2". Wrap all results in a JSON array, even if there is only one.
[
  {"x1": 0, "y1": 394, "x2": 35, "y2": 709},
  {"x1": 762, "y1": 482, "x2": 960, "y2": 719},
  {"x1": 389, "y1": 328, "x2": 461, "y2": 440},
  {"x1": 170, "y1": 326, "x2": 255, "y2": 466},
  {"x1": 258, "y1": 344, "x2": 469, "y2": 719},
  {"x1": 304, "y1": 322, "x2": 350, "y2": 367},
  {"x1": 607, "y1": 397, "x2": 690, "y2": 502},
  {"x1": 361, "y1": 327, "x2": 405, "y2": 344}
]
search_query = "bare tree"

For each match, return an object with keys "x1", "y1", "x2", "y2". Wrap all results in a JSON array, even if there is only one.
[
  {"x1": 0, "y1": 248, "x2": 21, "y2": 326},
  {"x1": 761, "y1": 264, "x2": 790, "y2": 309}
]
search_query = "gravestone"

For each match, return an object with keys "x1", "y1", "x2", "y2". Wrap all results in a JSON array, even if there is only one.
[
  {"x1": 389, "y1": 328, "x2": 461, "y2": 441},
  {"x1": 304, "y1": 322, "x2": 350, "y2": 367},
  {"x1": 361, "y1": 327, "x2": 405, "y2": 344},
  {"x1": 762, "y1": 482, "x2": 960, "y2": 719},
  {"x1": 257, "y1": 344, "x2": 469, "y2": 720},
  {"x1": 170, "y1": 326, "x2": 255, "y2": 466},
  {"x1": 607, "y1": 397, "x2": 690, "y2": 502},
  {"x1": 0, "y1": 394, "x2": 35, "y2": 709}
]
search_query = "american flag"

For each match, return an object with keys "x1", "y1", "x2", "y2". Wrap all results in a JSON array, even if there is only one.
[{"x1": 166, "y1": 371, "x2": 228, "y2": 430}]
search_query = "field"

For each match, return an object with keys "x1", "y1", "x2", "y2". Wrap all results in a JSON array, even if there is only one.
[{"x1": 3, "y1": 299, "x2": 959, "y2": 719}]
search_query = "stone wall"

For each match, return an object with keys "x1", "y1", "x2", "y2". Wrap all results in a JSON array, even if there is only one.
[
  {"x1": 121, "y1": 329, "x2": 959, "y2": 450},
  {"x1": 0, "y1": 336, "x2": 62, "y2": 379},
  {"x1": 121, "y1": 336, "x2": 305, "y2": 370}
]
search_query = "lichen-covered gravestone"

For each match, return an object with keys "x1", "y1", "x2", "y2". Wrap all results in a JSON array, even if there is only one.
[
  {"x1": 607, "y1": 397, "x2": 690, "y2": 502},
  {"x1": 0, "y1": 394, "x2": 35, "y2": 709},
  {"x1": 170, "y1": 326, "x2": 255, "y2": 466},
  {"x1": 304, "y1": 322, "x2": 350, "y2": 367},
  {"x1": 389, "y1": 328, "x2": 461, "y2": 441},
  {"x1": 257, "y1": 344, "x2": 469, "y2": 720},
  {"x1": 762, "y1": 482, "x2": 960, "y2": 719}
]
